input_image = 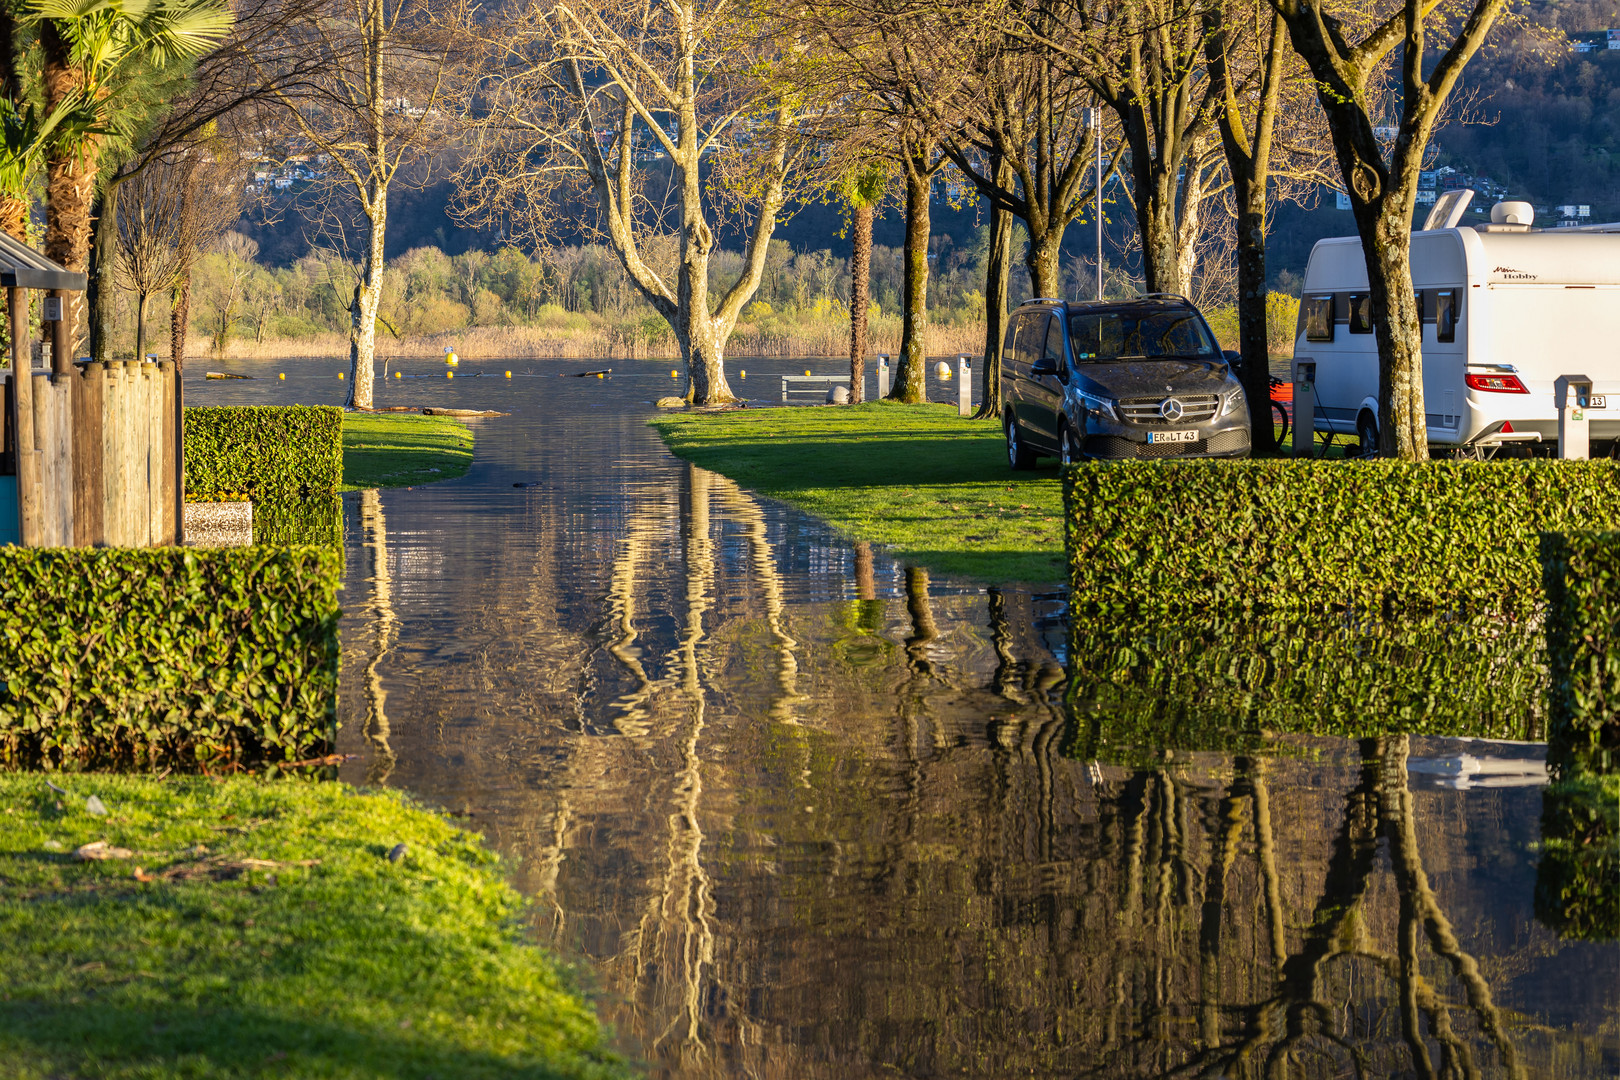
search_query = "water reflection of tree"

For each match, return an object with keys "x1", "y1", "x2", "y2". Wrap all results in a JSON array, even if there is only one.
[{"x1": 358, "y1": 489, "x2": 397, "y2": 785}]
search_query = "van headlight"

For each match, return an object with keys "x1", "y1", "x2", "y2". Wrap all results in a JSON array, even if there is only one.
[
  {"x1": 1089, "y1": 394, "x2": 1119, "y2": 421},
  {"x1": 1220, "y1": 387, "x2": 1243, "y2": 418}
]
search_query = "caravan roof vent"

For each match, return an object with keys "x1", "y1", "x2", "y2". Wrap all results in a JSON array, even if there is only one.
[{"x1": 1492, "y1": 201, "x2": 1534, "y2": 226}]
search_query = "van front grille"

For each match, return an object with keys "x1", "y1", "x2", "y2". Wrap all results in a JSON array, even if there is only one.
[{"x1": 1119, "y1": 394, "x2": 1219, "y2": 425}]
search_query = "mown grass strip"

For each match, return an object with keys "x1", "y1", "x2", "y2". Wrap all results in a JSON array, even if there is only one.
[
  {"x1": 342, "y1": 413, "x2": 475, "y2": 491},
  {"x1": 652, "y1": 402, "x2": 1064, "y2": 584},
  {"x1": 0, "y1": 775, "x2": 627, "y2": 1080}
]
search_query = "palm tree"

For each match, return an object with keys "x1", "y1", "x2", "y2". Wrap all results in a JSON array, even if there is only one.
[
  {"x1": 28, "y1": 0, "x2": 232, "y2": 342},
  {"x1": 840, "y1": 163, "x2": 886, "y2": 404}
]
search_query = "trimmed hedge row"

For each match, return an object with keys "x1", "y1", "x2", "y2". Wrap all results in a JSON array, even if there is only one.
[
  {"x1": 1541, "y1": 531, "x2": 1620, "y2": 769},
  {"x1": 1064, "y1": 460, "x2": 1620, "y2": 613},
  {"x1": 185, "y1": 405, "x2": 343, "y2": 497},
  {"x1": 255, "y1": 496, "x2": 345, "y2": 547},
  {"x1": 0, "y1": 547, "x2": 341, "y2": 770},
  {"x1": 1537, "y1": 531, "x2": 1620, "y2": 940},
  {"x1": 1062, "y1": 610, "x2": 1545, "y2": 766}
]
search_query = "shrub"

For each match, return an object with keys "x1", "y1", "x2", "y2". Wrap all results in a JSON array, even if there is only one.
[
  {"x1": 1540, "y1": 530, "x2": 1620, "y2": 766},
  {"x1": 0, "y1": 546, "x2": 341, "y2": 770},
  {"x1": 1063, "y1": 610, "x2": 1546, "y2": 766},
  {"x1": 1065, "y1": 459, "x2": 1620, "y2": 614},
  {"x1": 255, "y1": 496, "x2": 344, "y2": 546},
  {"x1": 185, "y1": 405, "x2": 343, "y2": 497}
]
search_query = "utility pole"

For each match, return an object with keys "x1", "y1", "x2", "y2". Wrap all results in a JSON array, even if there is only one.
[{"x1": 1090, "y1": 108, "x2": 1102, "y2": 301}]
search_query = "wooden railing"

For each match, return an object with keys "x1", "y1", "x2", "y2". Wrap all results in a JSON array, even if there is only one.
[{"x1": 2, "y1": 360, "x2": 179, "y2": 546}]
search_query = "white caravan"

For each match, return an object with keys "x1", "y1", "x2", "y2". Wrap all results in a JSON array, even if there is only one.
[{"x1": 1293, "y1": 191, "x2": 1620, "y2": 455}]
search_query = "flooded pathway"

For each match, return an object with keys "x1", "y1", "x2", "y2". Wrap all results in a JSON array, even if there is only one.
[{"x1": 196, "y1": 358, "x2": 1617, "y2": 1079}]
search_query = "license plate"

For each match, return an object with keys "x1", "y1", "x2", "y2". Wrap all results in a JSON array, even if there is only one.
[{"x1": 1148, "y1": 430, "x2": 1198, "y2": 444}]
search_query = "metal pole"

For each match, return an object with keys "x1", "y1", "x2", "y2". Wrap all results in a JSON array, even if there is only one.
[{"x1": 1095, "y1": 108, "x2": 1108, "y2": 302}]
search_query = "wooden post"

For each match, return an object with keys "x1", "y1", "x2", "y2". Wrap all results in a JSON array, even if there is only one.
[
  {"x1": 157, "y1": 361, "x2": 176, "y2": 544},
  {"x1": 9, "y1": 286, "x2": 38, "y2": 545},
  {"x1": 74, "y1": 361, "x2": 104, "y2": 545},
  {"x1": 122, "y1": 360, "x2": 139, "y2": 545},
  {"x1": 173, "y1": 353, "x2": 184, "y2": 544},
  {"x1": 142, "y1": 362, "x2": 161, "y2": 545},
  {"x1": 101, "y1": 361, "x2": 122, "y2": 545},
  {"x1": 49, "y1": 289, "x2": 71, "y2": 376}
]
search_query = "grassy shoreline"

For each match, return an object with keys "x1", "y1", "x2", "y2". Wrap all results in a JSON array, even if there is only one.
[
  {"x1": 342, "y1": 413, "x2": 475, "y2": 491},
  {"x1": 0, "y1": 774, "x2": 627, "y2": 1080},
  {"x1": 651, "y1": 402, "x2": 1064, "y2": 584}
]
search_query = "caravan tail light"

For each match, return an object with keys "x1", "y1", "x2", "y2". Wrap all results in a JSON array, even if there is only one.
[{"x1": 1465, "y1": 372, "x2": 1529, "y2": 394}]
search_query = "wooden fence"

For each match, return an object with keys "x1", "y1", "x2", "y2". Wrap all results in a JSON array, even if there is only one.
[{"x1": 2, "y1": 360, "x2": 178, "y2": 547}]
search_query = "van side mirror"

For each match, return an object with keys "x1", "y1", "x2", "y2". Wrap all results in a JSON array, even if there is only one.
[{"x1": 1222, "y1": 350, "x2": 1243, "y2": 372}]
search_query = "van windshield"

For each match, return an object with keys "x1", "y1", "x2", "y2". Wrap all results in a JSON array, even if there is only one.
[{"x1": 1067, "y1": 309, "x2": 1220, "y2": 362}]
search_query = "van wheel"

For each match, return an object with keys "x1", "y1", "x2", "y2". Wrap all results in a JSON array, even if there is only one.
[
  {"x1": 1059, "y1": 424, "x2": 1079, "y2": 466},
  {"x1": 1006, "y1": 416, "x2": 1036, "y2": 470},
  {"x1": 1356, "y1": 412, "x2": 1379, "y2": 459}
]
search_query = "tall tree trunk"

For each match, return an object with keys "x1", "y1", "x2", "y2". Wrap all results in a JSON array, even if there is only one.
[
  {"x1": 848, "y1": 201, "x2": 872, "y2": 403},
  {"x1": 349, "y1": 187, "x2": 385, "y2": 409},
  {"x1": 1139, "y1": 181, "x2": 1183, "y2": 295},
  {"x1": 40, "y1": 20, "x2": 96, "y2": 354},
  {"x1": 1233, "y1": 175, "x2": 1272, "y2": 448},
  {"x1": 1026, "y1": 227, "x2": 1064, "y2": 299},
  {"x1": 89, "y1": 181, "x2": 119, "y2": 360},
  {"x1": 1362, "y1": 202, "x2": 1427, "y2": 457},
  {"x1": 1173, "y1": 143, "x2": 1207, "y2": 295},
  {"x1": 977, "y1": 153, "x2": 1013, "y2": 421},
  {"x1": 891, "y1": 158, "x2": 931, "y2": 403},
  {"x1": 170, "y1": 267, "x2": 191, "y2": 365}
]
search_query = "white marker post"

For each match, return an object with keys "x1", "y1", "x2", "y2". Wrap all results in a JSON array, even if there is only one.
[
  {"x1": 877, "y1": 355, "x2": 890, "y2": 399},
  {"x1": 958, "y1": 355, "x2": 972, "y2": 417},
  {"x1": 1556, "y1": 374, "x2": 1593, "y2": 460}
]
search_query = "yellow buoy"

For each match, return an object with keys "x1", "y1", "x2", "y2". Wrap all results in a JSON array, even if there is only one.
[
  {"x1": 394, "y1": 371, "x2": 402, "y2": 378},
  {"x1": 935, "y1": 361, "x2": 951, "y2": 380},
  {"x1": 740, "y1": 369, "x2": 746, "y2": 379},
  {"x1": 447, "y1": 370, "x2": 454, "y2": 379},
  {"x1": 670, "y1": 369, "x2": 678, "y2": 378},
  {"x1": 804, "y1": 369, "x2": 811, "y2": 376},
  {"x1": 596, "y1": 372, "x2": 604, "y2": 379},
  {"x1": 504, "y1": 370, "x2": 511, "y2": 378},
  {"x1": 338, "y1": 372, "x2": 345, "y2": 380},
  {"x1": 447, "y1": 351, "x2": 458, "y2": 364},
  {"x1": 278, "y1": 373, "x2": 285, "y2": 380}
]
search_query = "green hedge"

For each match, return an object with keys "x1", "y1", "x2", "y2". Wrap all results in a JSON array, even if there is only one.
[
  {"x1": 1541, "y1": 531, "x2": 1620, "y2": 770},
  {"x1": 185, "y1": 405, "x2": 343, "y2": 497},
  {"x1": 1537, "y1": 531, "x2": 1619, "y2": 940},
  {"x1": 254, "y1": 496, "x2": 344, "y2": 547},
  {"x1": 1065, "y1": 460, "x2": 1620, "y2": 614},
  {"x1": 1062, "y1": 611, "x2": 1546, "y2": 766},
  {"x1": 0, "y1": 547, "x2": 341, "y2": 770}
]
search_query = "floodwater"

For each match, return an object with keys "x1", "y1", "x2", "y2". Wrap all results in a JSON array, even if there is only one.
[{"x1": 194, "y1": 357, "x2": 1618, "y2": 1079}]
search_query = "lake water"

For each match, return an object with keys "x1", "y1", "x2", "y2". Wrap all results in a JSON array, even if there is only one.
[{"x1": 193, "y1": 356, "x2": 1617, "y2": 1079}]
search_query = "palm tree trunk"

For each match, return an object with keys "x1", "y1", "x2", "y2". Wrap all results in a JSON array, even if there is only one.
[
  {"x1": 89, "y1": 181, "x2": 119, "y2": 360},
  {"x1": 848, "y1": 201, "x2": 872, "y2": 403},
  {"x1": 41, "y1": 19, "x2": 97, "y2": 353}
]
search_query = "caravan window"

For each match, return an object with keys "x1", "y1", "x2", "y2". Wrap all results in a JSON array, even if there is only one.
[
  {"x1": 1348, "y1": 293, "x2": 1373, "y2": 334},
  {"x1": 1435, "y1": 290, "x2": 1459, "y2": 343},
  {"x1": 1304, "y1": 294, "x2": 1335, "y2": 342}
]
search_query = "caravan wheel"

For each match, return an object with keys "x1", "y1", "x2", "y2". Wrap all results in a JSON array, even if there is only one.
[{"x1": 1356, "y1": 412, "x2": 1379, "y2": 459}]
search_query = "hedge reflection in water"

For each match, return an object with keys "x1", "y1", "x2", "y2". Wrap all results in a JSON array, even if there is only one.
[{"x1": 338, "y1": 459, "x2": 1614, "y2": 1080}]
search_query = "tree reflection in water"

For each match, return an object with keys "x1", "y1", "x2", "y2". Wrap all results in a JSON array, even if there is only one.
[{"x1": 337, "y1": 461, "x2": 1616, "y2": 1080}]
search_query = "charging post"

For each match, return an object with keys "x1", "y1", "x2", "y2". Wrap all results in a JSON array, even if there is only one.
[
  {"x1": 1292, "y1": 360, "x2": 1317, "y2": 458},
  {"x1": 957, "y1": 354, "x2": 972, "y2": 416},
  {"x1": 877, "y1": 354, "x2": 890, "y2": 399},
  {"x1": 1555, "y1": 374, "x2": 1594, "y2": 460}
]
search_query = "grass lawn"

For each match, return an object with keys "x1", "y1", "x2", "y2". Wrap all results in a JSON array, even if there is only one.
[
  {"x1": 343, "y1": 414, "x2": 475, "y2": 490},
  {"x1": 0, "y1": 775, "x2": 628, "y2": 1080},
  {"x1": 651, "y1": 402, "x2": 1064, "y2": 584}
]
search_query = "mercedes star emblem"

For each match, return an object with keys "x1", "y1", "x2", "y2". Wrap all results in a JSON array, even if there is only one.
[{"x1": 1160, "y1": 397, "x2": 1185, "y2": 422}]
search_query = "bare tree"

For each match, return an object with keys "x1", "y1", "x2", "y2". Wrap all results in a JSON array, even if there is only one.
[
  {"x1": 1204, "y1": 0, "x2": 1335, "y2": 450},
  {"x1": 1269, "y1": 0, "x2": 1511, "y2": 459},
  {"x1": 1028, "y1": 0, "x2": 1218, "y2": 296},
  {"x1": 115, "y1": 148, "x2": 241, "y2": 360},
  {"x1": 452, "y1": 0, "x2": 811, "y2": 405},
  {"x1": 196, "y1": 230, "x2": 258, "y2": 357},
  {"x1": 251, "y1": 0, "x2": 449, "y2": 408}
]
